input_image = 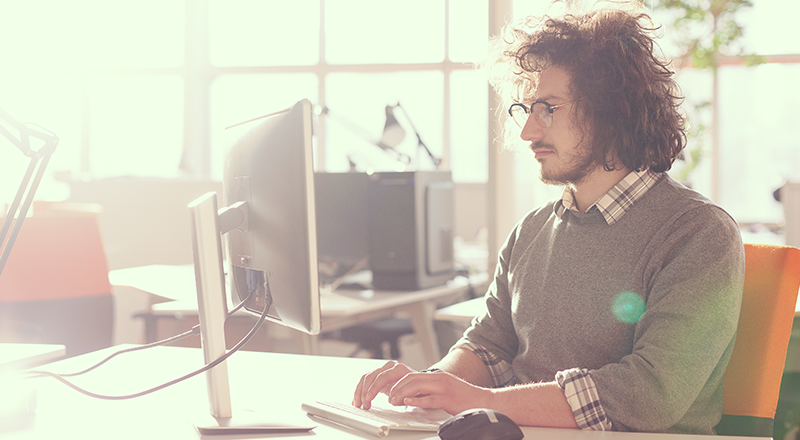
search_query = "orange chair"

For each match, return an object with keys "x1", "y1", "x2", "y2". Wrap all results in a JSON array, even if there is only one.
[
  {"x1": 715, "y1": 243, "x2": 800, "y2": 437},
  {"x1": 0, "y1": 202, "x2": 113, "y2": 357}
]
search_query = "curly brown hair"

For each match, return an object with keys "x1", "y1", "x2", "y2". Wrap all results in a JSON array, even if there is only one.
[{"x1": 484, "y1": 9, "x2": 686, "y2": 173}]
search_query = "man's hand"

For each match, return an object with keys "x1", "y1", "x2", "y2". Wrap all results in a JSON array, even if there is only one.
[
  {"x1": 353, "y1": 360, "x2": 415, "y2": 410},
  {"x1": 384, "y1": 368, "x2": 492, "y2": 415},
  {"x1": 352, "y1": 360, "x2": 492, "y2": 415}
]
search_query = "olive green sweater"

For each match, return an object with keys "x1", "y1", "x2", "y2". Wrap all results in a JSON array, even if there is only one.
[{"x1": 458, "y1": 175, "x2": 745, "y2": 433}]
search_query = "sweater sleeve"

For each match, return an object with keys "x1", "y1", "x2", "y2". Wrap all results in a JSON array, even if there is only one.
[
  {"x1": 452, "y1": 221, "x2": 522, "y2": 369},
  {"x1": 453, "y1": 341, "x2": 516, "y2": 387},
  {"x1": 556, "y1": 368, "x2": 613, "y2": 430},
  {"x1": 589, "y1": 204, "x2": 745, "y2": 433}
]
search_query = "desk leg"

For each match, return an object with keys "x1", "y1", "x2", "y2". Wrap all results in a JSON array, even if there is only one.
[
  {"x1": 405, "y1": 301, "x2": 441, "y2": 367},
  {"x1": 131, "y1": 311, "x2": 160, "y2": 344},
  {"x1": 143, "y1": 314, "x2": 159, "y2": 344},
  {"x1": 303, "y1": 334, "x2": 320, "y2": 356}
]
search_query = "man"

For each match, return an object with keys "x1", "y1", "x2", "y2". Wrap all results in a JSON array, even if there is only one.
[{"x1": 353, "y1": 8, "x2": 744, "y2": 434}]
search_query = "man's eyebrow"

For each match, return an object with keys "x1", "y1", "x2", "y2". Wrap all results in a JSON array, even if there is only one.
[{"x1": 533, "y1": 93, "x2": 566, "y2": 102}]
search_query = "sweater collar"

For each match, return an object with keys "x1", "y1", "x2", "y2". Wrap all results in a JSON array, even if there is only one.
[{"x1": 554, "y1": 169, "x2": 663, "y2": 225}]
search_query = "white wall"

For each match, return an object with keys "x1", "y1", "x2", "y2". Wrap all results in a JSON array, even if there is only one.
[
  {"x1": 68, "y1": 178, "x2": 223, "y2": 270},
  {"x1": 782, "y1": 182, "x2": 800, "y2": 248}
]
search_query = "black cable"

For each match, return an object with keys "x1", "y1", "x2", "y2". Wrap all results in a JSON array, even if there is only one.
[
  {"x1": 55, "y1": 328, "x2": 201, "y2": 378},
  {"x1": 51, "y1": 290, "x2": 256, "y2": 378},
  {"x1": 23, "y1": 291, "x2": 268, "y2": 400}
]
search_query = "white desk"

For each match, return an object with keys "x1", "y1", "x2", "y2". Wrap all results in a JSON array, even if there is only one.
[
  {"x1": 433, "y1": 297, "x2": 485, "y2": 325},
  {"x1": 4, "y1": 345, "x2": 762, "y2": 440},
  {"x1": 110, "y1": 265, "x2": 480, "y2": 366},
  {"x1": 0, "y1": 343, "x2": 65, "y2": 373}
]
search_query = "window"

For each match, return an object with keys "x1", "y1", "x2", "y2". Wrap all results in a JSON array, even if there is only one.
[
  {"x1": 206, "y1": 0, "x2": 490, "y2": 183},
  {"x1": 717, "y1": 63, "x2": 800, "y2": 224},
  {"x1": 450, "y1": 70, "x2": 489, "y2": 182},
  {"x1": 0, "y1": 0, "x2": 184, "y2": 203},
  {"x1": 324, "y1": 71, "x2": 444, "y2": 173},
  {"x1": 675, "y1": 0, "x2": 800, "y2": 225},
  {"x1": 1, "y1": 0, "x2": 489, "y2": 194},
  {"x1": 325, "y1": 1, "x2": 445, "y2": 65},
  {"x1": 508, "y1": 0, "x2": 800, "y2": 229},
  {"x1": 208, "y1": 0, "x2": 320, "y2": 67},
  {"x1": 6, "y1": 1, "x2": 795, "y2": 233},
  {"x1": 209, "y1": 74, "x2": 319, "y2": 181},
  {"x1": 88, "y1": 75, "x2": 185, "y2": 179}
]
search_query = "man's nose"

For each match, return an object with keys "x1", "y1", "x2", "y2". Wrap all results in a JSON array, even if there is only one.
[{"x1": 520, "y1": 116, "x2": 545, "y2": 142}]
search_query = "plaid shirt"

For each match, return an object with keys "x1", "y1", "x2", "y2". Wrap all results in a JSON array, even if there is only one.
[
  {"x1": 555, "y1": 169, "x2": 662, "y2": 225},
  {"x1": 463, "y1": 169, "x2": 663, "y2": 431}
]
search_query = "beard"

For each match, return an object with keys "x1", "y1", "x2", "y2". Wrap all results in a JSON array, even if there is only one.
[{"x1": 534, "y1": 141, "x2": 597, "y2": 186}]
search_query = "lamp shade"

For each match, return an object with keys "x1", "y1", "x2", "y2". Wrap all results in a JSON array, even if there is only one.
[{"x1": 379, "y1": 105, "x2": 405, "y2": 148}]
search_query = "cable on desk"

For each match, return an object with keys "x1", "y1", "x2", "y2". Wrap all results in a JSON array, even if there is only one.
[
  {"x1": 45, "y1": 289, "x2": 256, "y2": 378},
  {"x1": 22, "y1": 290, "x2": 267, "y2": 400},
  {"x1": 53, "y1": 328, "x2": 202, "y2": 378}
]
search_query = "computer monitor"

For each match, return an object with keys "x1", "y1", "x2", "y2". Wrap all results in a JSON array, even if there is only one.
[
  {"x1": 222, "y1": 99, "x2": 321, "y2": 335},
  {"x1": 188, "y1": 98, "x2": 320, "y2": 434}
]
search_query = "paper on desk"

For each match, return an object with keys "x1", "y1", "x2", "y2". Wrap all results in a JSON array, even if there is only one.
[{"x1": 109, "y1": 264, "x2": 197, "y2": 301}]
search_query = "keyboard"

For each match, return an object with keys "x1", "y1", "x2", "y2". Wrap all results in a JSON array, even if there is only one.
[{"x1": 302, "y1": 400, "x2": 449, "y2": 438}]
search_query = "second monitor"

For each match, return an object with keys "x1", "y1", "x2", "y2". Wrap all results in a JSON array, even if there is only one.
[{"x1": 315, "y1": 171, "x2": 455, "y2": 290}]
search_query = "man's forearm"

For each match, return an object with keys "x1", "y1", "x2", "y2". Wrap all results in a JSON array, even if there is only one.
[
  {"x1": 429, "y1": 347, "x2": 494, "y2": 388},
  {"x1": 432, "y1": 348, "x2": 578, "y2": 428},
  {"x1": 488, "y1": 381, "x2": 579, "y2": 428}
]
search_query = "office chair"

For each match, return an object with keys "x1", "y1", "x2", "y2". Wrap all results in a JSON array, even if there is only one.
[
  {"x1": 330, "y1": 275, "x2": 479, "y2": 360},
  {"x1": 714, "y1": 243, "x2": 800, "y2": 437},
  {"x1": 333, "y1": 317, "x2": 414, "y2": 360},
  {"x1": 0, "y1": 202, "x2": 114, "y2": 358}
]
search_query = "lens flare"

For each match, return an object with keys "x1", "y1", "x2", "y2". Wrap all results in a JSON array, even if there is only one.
[{"x1": 612, "y1": 292, "x2": 646, "y2": 324}]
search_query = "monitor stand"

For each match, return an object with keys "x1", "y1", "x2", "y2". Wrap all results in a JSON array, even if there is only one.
[{"x1": 188, "y1": 192, "x2": 315, "y2": 435}]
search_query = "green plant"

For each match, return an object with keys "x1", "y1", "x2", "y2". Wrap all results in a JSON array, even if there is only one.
[
  {"x1": 672, "y1": 100, "x2": 710, "y2": 183},
  {"x1": 647, "y1": 0, "x2": 764, "y2": 193},
  {"x1": 652, "y1": 0, "x2": 764, "y2": 70}
]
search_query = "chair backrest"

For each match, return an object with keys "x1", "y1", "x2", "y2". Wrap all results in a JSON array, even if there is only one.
[
  {"x1": 0, "y1": 202, "x2": 111, "y2": 302},
  {"x1": 0, "y1": 203, "x2": 113, "y2": 357},
  {"x1": 715, "y1": 243, "x2": 800, "y2": 437}
]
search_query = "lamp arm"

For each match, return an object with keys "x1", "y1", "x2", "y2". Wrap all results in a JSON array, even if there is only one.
[
  {"x1": 393, "y1": 103, "x2": 440, "y2": 169},
  {"x1": 317, "y1": 106, "x2": 410, "y2": 165},
  {"x1": 0, "y1": 107, "x2": 59, "y2": 277},
  {"x1": 0, "y1": 108, "x2": 30, "y2": 155},
  {"x1": 0, "y1": 107, "x2": 59, "y2": 158}
]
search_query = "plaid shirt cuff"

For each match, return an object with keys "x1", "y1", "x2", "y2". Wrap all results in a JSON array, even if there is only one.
[
  {"x1": 452, "y1": 341, "x2": 516, "y2": 387},
  {"x1": 555, "y1": 368, "x2": 612, "y2": 430}
]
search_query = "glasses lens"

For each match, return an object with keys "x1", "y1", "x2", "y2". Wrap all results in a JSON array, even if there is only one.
[
  {"x1": 531, "y1": 103, "x2": 552, "y2": 128},
  {"x1": 509, "y1": 104, "x2": 529, "y2": 128}
]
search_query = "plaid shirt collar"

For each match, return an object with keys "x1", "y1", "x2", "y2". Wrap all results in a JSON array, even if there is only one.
[{"x1": 554, "y1": 169, "x2": 663, "y2": 225}]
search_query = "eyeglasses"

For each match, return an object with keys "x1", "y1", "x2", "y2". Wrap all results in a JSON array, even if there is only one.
[{"x1": 508, "y1": 100, "x2": 575, "y2": 128}]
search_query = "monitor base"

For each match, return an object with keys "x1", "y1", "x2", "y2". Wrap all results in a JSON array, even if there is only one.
[{"x1": 192, "y1": 409, "x2": 315, "y2": 436}]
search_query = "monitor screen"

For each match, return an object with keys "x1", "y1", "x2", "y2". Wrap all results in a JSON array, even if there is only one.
[{"x1": 222, "y1": 99, "x2": 320, "y2": 335}]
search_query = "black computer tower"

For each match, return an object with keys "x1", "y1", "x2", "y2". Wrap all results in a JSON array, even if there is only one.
[
  {"x1": 314, "y1": 172, "x2": 371, "y2": 272},
  {"x1": 367, "y1": 171, "x2": 455, "y2": 290}
]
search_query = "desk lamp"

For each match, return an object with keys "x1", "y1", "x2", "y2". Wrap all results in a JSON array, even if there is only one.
[
  {"x1": 379, "y1": 105, "x2": 405, "y2": 148},
  {"x1": 315, "y1": 105, "x2": 411, "y2": 168},
  {"x1": 381, "y1": 102, "x2": 441, "y2": 169},
  {"x1": 0, "y1": 108, "x2": 59, "y2": 277}
]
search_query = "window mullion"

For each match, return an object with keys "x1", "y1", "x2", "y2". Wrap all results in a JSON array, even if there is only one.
[{"x1": 317, "y1": 0, "x2": 327, "y2": 170}]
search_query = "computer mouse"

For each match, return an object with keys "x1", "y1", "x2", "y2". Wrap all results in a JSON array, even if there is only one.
[{"x1": 438, "y1": 408, "x2": 524, "y2": 440}]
